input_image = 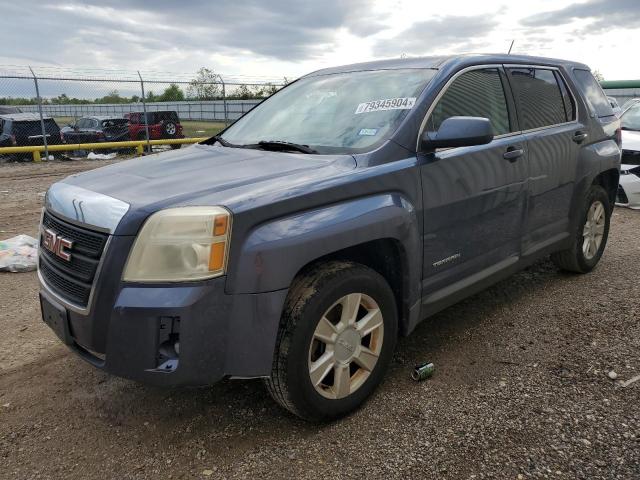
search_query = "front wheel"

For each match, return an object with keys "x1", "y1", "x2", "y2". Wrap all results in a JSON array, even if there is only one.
[
  {"x1": 265, "y1": 261, "x2": 397, "y2": 421},
  {"x1": 551, "y1": 185, "x2": 611, "y2": 273}
]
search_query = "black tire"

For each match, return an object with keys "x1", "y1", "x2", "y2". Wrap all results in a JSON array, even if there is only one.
[
  {"x1": 265, "y1": 261, "x2": 398, "y2": 421},
  {"x1": 551, "y1": 185, "x2": 611, "y2": 273}
]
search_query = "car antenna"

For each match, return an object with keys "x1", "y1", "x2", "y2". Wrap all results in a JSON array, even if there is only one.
[{"x1": 508, "y1": 40, "x2": 515, "y2": 54}]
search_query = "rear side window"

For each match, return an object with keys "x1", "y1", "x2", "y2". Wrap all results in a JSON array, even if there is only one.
[
  {"x1": 507, "y1": 68, "x2": 567, "y2": 129},
  {"x1": 554, "y1": 71, "x2": 576, "y2": 121},
  {"x1": 13, "y1": 121, "x2": 43, "y2": 137},
  {"x1": 429, "y1": 68, "x2": 510, "y2": 135},
  {"x1": 102, "y1": 119, "x2": 128, "y2": 128},
  {"x1": 573, "y1": 69, "x2": 614, "y2": 118}
]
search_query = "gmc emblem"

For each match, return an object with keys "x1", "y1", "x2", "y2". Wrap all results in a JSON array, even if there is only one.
[{"x1": 42, "y1": 229, "x2": 73, "y2": 261}]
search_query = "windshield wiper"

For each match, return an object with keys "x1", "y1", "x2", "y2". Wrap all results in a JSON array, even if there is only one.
[
  {"x1": 208, "y1": 135, "x2": 235, "y2": 147},
  {"x1": 621, "y1": 126, "x2": 640, "y2": 132},
  {"x1": 257, "y1": 140, "x2": 317, "y2": 154}
]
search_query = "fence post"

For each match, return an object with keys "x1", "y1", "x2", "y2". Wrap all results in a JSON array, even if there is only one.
[
  {"x1": 28, "y1": 66, "x2": 49, "y2": 162},
  {"x1": 137, "y1": 71, "x2": 151, "y2": 153},
  {"x1": 217, "y1": 74, "x2": 228, "y2": 125}
]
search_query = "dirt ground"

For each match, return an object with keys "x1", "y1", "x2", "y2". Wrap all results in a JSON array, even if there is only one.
[{"x1": 0, "y1": 159, "x2": 638, "y2": 480}]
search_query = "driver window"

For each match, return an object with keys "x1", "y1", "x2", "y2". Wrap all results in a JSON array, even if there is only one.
[{"x1": 428, "y1": 68, "x2": 511, "y2": 136}]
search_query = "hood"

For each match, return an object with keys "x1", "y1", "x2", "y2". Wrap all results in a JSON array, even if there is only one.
[
  {"x1": 621, "y1": 130, "x2": 640, "y2": 152},
  {"x1": 59, "y1": 143, "x2": 356, "y2": 233}
]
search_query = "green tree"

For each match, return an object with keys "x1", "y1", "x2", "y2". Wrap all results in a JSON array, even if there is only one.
[
  {"x1": 158, "y1": 84, "x2": 185, "y2": 102},
  {"x1": 96, "y1": 90, "x2": 129, "y2": 104},
  {"x1": 234, "y1": 84, "x2": 252, "y2": 99},
  {"x1": 146, "y1": 91, "x2": 157, "y2": 102},
  {"x1": 187, "y1": 67, "x2": 221, "y2": 100},
  {"x1": 593, "y1": 69, "x2": 605, "y2": 82}
]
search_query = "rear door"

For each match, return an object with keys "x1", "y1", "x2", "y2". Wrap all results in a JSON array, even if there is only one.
[
  {"x1": 505, "y1": 66, "x2": 582, "y2": 254},
  {"x1": 419, "y1": 66, "x2": 528, "y2": 299}
]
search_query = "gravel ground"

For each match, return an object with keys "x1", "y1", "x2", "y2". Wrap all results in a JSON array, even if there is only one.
[{"x1": 0, "y1": 159, "x2": 639, "y2": 480}]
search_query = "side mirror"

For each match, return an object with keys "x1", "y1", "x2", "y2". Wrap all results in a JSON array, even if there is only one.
[{"x1": 422, "y1": 116, "x2": 494, "y2": 150}]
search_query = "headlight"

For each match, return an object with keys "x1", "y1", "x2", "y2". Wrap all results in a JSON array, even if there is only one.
[{"x1": 123, "y1": 206, "x2": 231, "y2": 282}]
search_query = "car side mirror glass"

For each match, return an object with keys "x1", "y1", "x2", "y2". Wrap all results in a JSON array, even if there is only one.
[{"x1": 421, "y1": 116, "x2": 494, "y2": 151}]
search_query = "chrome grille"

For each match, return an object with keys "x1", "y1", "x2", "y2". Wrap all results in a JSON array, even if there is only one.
[{"x1": 39, "y1": 211, "x2": 108, "y2": 308}]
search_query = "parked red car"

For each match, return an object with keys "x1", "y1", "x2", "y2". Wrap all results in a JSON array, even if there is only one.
[{"x1": 124, "y1": 111, "x2": 184, "y2": 149}]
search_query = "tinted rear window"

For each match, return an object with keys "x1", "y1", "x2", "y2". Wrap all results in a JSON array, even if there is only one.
[
  {"x1": 507, "y1": 68, "x2": 568, "y2": 130},
  {"x1": 152, "y1": 111, "x2": 179, "y2": 123},
  {"x1": 102, "y1": 119, "x2": 128, "y2": 128},
  {"x1": 14, "y1": 119, "x2": 59, "y2": 136},
  {"x1": 573, "y1": 69, "x2": 614, "y2": 118}
]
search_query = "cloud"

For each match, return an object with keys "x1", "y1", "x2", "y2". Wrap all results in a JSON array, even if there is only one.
[
  {"x1": 0, "y1": 0, "x2": 390, "y2": 70},
  {"x1": 522, "y1": 0, "x2": 640, "y2": 33},
  {"x1": 372, "y1": 15, "x2": 498, "y2": 58}
]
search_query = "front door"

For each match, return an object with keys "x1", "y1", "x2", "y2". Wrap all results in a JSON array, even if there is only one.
[{"x1": 419, "y1": 66, "x2": 528, "y2": 303}]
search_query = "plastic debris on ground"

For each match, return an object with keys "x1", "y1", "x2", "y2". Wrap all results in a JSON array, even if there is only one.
[
  {"x1": 87, "y1": 152, "x2": 117, "y2": 160},
  {"x1": 0, "y1": 235, "x2": 39, "y2": 272}
]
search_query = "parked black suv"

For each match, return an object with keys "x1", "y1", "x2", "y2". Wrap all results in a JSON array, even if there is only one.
[
  {"x1": 61, "y1": 116, "x2": 130, "y2": 144},
  {"x1": 0, "y1": 113, "x2": 61, "y2": 148},
  {"x1": 39, "y1": 55, "x2": 620, "y2": 421}
]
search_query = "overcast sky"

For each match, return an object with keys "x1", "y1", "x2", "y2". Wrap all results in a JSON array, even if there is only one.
[{"x1": 1, "y1": 0, "x2": 639, "y2": 81}]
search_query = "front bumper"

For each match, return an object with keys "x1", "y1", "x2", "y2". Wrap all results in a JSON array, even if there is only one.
[
  {"x1": 617, "y1": 174, "x2": 640, "y2": 209},
  {"x1": 40, "y1": 273, "x2": 288, "y2": 387}
]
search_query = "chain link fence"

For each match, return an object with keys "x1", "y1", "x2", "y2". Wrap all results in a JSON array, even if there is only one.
[{"x1": 0, "y1": 66, "x2": 287, "y2": 160}]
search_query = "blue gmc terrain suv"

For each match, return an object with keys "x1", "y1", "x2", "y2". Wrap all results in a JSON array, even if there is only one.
[{"x1": 39, "y1": 54, "x2": 621, "y2": 421}]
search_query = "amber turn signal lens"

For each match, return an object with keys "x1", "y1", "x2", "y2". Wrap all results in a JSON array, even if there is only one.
[
  {"x1": 209, "y1": 241, "x2": 226, "y2": 271},
  {"x1": 213, "y1": 215, "x2": 228, "y2": 236}
]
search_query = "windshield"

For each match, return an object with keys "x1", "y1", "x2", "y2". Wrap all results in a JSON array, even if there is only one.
[
  {"x1": 220, "y1": 68, "x2": 437, "y2": 154},
  {"x1": 621, "y1": 104, "x2": 640, "y2": 131}
]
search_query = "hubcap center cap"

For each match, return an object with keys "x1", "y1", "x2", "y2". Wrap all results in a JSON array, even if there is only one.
[{"x1": 334, "y1": 329, "x2": 360, "y2": 363}]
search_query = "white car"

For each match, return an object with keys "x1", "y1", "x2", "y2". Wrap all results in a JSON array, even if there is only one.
[{"x1": 618, "y1": 103, "x2": 640, "y2": 209}]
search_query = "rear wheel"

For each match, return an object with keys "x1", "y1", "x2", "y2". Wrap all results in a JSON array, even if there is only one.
[
  {"x1": 164, "y1": 122, "x2": 177, "y2": 137},
  {"x1": 265, "y1": 261, "x2": 397, "y2": 421},
  {"x1": 551, "y1": 185, "x2": 611, "y2": 273}
]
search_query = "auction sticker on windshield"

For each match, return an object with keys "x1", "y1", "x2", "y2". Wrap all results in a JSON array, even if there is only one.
[{"x1": 355, "y1": 97, "x2": 416, "y2": 114}]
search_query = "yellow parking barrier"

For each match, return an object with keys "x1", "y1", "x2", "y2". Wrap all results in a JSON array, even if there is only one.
[{"x1": 0, "y1": 137, "x2": 209, "y2": 162}]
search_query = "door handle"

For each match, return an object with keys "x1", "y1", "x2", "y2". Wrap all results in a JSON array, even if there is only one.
[
  {"x1": 503, "y1": 146, "x2": 524, "y2": 162},
  {"x1": 573, "y1": 131, "x2": 588, "y2": 143}
]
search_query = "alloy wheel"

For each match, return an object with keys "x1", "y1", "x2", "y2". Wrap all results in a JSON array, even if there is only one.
[
  {"x1": 582, "y1": 200, "x2": 605, "y2": 260},
  {"x1": 308, "y1": 293, "x2": 384, "y2": 400}
]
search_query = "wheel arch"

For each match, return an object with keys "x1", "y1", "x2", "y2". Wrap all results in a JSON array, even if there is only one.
[
  {"x1": 287, "y1": 238, "x2": 411, "y2": 336},
  {"x1": 226, "y1": 193, "x2": 422, "y2": 335}
]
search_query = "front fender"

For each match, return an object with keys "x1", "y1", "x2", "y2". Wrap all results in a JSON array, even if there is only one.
[{"x1": 226, "y1": 193, "x2": 421, "y2": 296}]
